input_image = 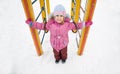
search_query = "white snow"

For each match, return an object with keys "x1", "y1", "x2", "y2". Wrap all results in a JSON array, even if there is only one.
[{"x1": 0, "y1": 0, "x2": 120, "y2": 74}]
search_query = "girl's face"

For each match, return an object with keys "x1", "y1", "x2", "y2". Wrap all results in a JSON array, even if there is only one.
[{"x1": 54, "y1": 15, "x2": 64, "y2": 24}]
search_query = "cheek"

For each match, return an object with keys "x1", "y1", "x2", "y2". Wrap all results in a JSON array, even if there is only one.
[
  {"x1": 61, "y1": 17, "x2": 64, "y2": 20},
  {"x1": 54, "y1": 17, "x2": 58, "y2": 21},
  {"x1": 62, "y1": 17, "x2": 65, "y2": 20}
]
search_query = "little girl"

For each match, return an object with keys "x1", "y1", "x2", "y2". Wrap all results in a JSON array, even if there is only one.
[{"x1": 26, "y1": 4, "x2": 92, "y2": 63}]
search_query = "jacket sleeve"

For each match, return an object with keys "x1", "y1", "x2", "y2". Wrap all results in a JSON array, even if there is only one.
[
  {"x1": 68, "y1": 22, "x2": 76, "y2": 30},
  {"x1": 77, "y1": 22, "x2": 84, "y2": 29},
  {"x1": 68, "y1": 22, "x2": 83, "y2": 30},
  {"x1": 31, "y1": 22, "x2": 44, "y2": 30},
  {"x1": 46, "y1": 23, "x2": 50, "y2": 30}
]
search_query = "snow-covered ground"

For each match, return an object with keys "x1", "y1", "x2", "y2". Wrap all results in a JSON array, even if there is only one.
[{"x1": 0, "y1": 0, "x2": 120, "y2": 74}]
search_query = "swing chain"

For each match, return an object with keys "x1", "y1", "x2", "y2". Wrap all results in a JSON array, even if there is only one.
[
  {"x1": 32, "y1": 0, "x2": 37, "y2": 5},
  {"x1": 35, "y1": 7, "x2": 44, "y2": 21}
]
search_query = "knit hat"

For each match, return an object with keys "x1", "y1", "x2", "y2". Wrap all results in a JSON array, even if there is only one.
[{"x1": 53, "y1": 4, "x2": 66, "y2": 17}]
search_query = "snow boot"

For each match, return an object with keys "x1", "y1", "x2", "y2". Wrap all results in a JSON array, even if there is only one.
[
  {"x1": 62, "y1": 59, "x2": 66, "y2": 63},
  {"x1": 55, "y1": 60, "x2": 60, "y2": 64}
]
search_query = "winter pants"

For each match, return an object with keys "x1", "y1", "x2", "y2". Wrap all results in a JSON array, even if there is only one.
[{"x1": 53, "y1": 46, "x2": 67, "y2": 61}]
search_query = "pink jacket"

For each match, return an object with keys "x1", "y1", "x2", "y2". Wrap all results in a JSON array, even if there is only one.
[{"x1": 30, "y1": 18, "x2": 83, "y2": 52}]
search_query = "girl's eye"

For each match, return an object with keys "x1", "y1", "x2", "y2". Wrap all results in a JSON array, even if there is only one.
[
  {"x1": 60, "y1": 15, "x2": 63, "y2": 17},
  {"x1": 56, "y1": 15, "x2": 59, "y2": 17}
]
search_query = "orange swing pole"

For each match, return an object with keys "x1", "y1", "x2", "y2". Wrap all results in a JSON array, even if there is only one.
[{"x1": 22, "y1": 0, "x2": 43, "y2": 56}]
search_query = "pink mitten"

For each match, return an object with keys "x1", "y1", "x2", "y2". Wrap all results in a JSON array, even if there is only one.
[
  {"x1": 25, "y1": 19, "x2": 32, "y2": 24},
  {"x1": 25, "y1": 19, "x2": 33, "y2": 27},
  {"x1": 85, "y1": 21, "x2": 93, "y2": 26}
]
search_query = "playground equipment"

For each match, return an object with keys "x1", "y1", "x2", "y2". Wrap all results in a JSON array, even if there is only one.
[{"x1": 21, "y1": 0, "x2": 97, "y2": 56}]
